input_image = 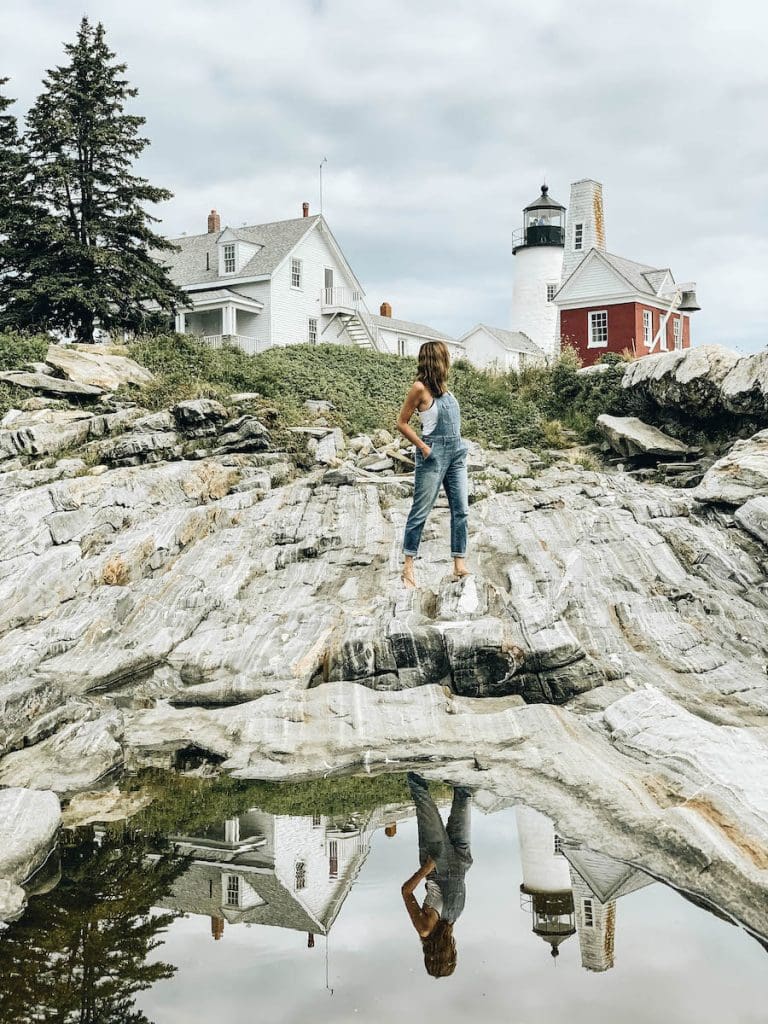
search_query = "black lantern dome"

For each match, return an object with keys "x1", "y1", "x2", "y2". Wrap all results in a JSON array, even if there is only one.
[{"x1": 513, "y1": 184, "x2": 566, "y2": 253}]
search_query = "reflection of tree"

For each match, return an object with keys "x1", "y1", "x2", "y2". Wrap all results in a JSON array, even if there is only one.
[{"x1": 0, "y1": 828, "x2": 185, "y2": 1024}]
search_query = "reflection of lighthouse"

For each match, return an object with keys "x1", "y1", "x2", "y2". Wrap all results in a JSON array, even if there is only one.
[{"x1": 515, "y1": 806, "x2": 576, "y2": 960}]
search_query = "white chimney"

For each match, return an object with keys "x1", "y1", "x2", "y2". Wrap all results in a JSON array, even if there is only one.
[{"x1": 561, "y1": 179, "x2": 606, "y2": 282}]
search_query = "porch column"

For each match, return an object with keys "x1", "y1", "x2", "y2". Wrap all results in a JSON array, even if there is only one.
[
  {"x1": 222, "y1": 305, "x2": 236, "y2": 337},
  {"x1": 174, "y1": 311, "x2": 186, "y2": 334}
]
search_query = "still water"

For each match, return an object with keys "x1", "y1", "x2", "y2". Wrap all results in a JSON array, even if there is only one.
[{"x1": 1, "y1": 774, "x2": 765, "y2": 1024}]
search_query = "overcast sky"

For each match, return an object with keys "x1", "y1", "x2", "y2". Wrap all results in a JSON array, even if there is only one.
[{"x1": 1, "y1": 0, "x2": 766, "y2": 351}]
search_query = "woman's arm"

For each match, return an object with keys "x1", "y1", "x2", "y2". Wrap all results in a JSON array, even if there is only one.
[
  {"x1": 401, "y1": 858, "x2": 437, "y2": 938},
  {"x1": 396, "y1": 382, "x2": 431, "y2": 457}
]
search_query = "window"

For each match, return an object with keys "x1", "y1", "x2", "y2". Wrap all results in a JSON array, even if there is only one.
[
  {"x1": 553, "y1": 835, "x2": 563, "y2": 856},
  {"x1": 583, "y1": 898, "x2": 594, "y2": 927},
  {"x1": 225, "y1": 874, "x2": 241, "y2": 908},
  {"x1": 397, "y1": 337, "x2": 407, "y2": 356},
  {"x1": 547, "y1": 283, "x2": 557, "y2": 302},
  {"x1": 673, "y1": 317, "x2": 682, "y2": 349},
  {"x1": 574, "y1": 222, "x2": 584, "y2": 251},
  {"x1": 223, "y1": 243, "x2": 236, "y2": 274},
  {"x1": 588, "y1": 310, "x2": 608, "y2": 347},
  {"x1": 329, "y1": 840, "x2": 338, "y2": 880},
  {"x1": 291, "y1": 257, "x2": 302, "y2": 288},
  {"x1": 295, "y1": 861, "x2": 306, "y2": 890},
  {"x1": 643, "y1": 309, "x2": 653, "y2": 347},
  {"x1": 312, "y1": 814, "x2": 322, "y2": 828},
  {"x1": 308, "y1": 317, "x2": 318, "y2": 345}
]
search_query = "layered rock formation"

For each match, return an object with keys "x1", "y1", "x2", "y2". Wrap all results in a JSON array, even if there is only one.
[{"x1": 1, "y1": 342, "x2": 767, "y2": 939}]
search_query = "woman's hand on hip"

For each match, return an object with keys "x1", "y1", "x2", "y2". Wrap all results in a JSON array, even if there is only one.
[{"x1": 419, "y1": 443, "x2": 432, "y2": 459}]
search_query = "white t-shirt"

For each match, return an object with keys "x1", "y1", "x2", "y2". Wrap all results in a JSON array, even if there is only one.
[
  {"x1": 424, "y1": 878, "x2": 443, "y2": 916},
  {"x1": 419, "y1": 398, "x2": 439, "y2": 435}
]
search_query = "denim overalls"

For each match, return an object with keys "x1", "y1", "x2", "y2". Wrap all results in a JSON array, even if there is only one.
[{"x1": 402, "y1": 390, "x2": 469, "y2": 558}]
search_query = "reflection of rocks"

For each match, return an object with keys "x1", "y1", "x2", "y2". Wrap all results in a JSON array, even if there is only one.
[{"x1": 0, "y1": 788, "x2": 61, "y2": 922}]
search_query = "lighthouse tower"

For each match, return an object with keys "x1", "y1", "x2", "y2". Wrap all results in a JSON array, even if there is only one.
[
  {"x1": 511, "y1": 185, "x2": 566, "y2": 360},
  {"x1": 515, "y1": 806, "x2": 576, "y2": 960}
]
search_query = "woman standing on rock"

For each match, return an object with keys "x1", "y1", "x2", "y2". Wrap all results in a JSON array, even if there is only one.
[
  {"x1": 401, "y1": 772, "x2": 473, "y2": 978},
  {"x1": 396, "y1": 340, "x2": 470, "y2": 588}
]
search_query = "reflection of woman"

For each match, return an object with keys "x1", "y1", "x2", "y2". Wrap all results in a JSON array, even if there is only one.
[{"x1": 401, "y1": 772, "x2": 473, "y2": 978}]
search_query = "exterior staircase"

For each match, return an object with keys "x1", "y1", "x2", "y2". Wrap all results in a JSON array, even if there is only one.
[
  {"x1": 339, "y1": 309, "x2": 378, "y2": 350},
  {"x1": 320, "y1": 287, "x2": 379, "y2": 351}
]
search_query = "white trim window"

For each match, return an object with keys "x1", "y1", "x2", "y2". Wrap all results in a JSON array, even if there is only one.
[
  {"x1": 291, "y1": 257, "x2": 302, "y2": 289},
  {"x1": 225, "y1": 874, "x2": 241, "y2": 908},
  {"x1": 546, "y1": 283, "x2": 557, "y2": 302},
  {"x1": 397, "y1": 336, "x2": 407, "y2": 356},
  {"x1": 673, "y1": 316, "x2": 682, "y2": 350},
  {"x1": 308, "y1": 317, "x2": 318, "y2": 344},
  {"x1": 223, "y1": 243, "x2": 236, "y2": 274},
  {"x1": 643, "y1": 309, "x2": 653, "y2": 347},
  {"x1": 574, "y1": 223, "x2": 584, "y2": 251},
  {"x1": 583, "y1": 898, "x2": 594, "y2": 927},
  {"x1": 588, "y1": 310, "x2": 608, "y2": 348}
]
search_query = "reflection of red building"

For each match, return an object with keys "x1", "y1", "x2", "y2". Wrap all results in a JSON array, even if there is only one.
[{"x1": 554, "y1": 249, "x2": 694, "y2": 367}]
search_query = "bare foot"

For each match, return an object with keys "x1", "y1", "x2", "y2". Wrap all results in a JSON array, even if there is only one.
[{"x1": 400, "y1": 565, "x2": 417, "y2": 589}]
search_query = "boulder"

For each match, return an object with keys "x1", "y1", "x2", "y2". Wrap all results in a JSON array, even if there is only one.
[
  {"x1": 213, "y1": 416, "x2": 271, "y2": 455},
  {"x1": 44, "y1": 344, "x2": 154, "y2": 390},
  {"x1": 734, "y1": 495, "x2": 768, "y2": 545},
  {"x1": 596, "y1": 414, "x2": 694, "y2": 459},
  {"x1": 621, "y1": 345, "x2": 741, "y2": 416},
  {"x1": 0, "y1": 788, "x2": 61, "y2": 922},
  {"x1": 0, "y1": 370, "x2": 104, "y2": 398},
  {"x1": 171, "y1": 398, "x2": 228, "y2": 436},
  {"x1": 692, "y1": 429, "x2": 768, "y2": 506},
  {"x1": 304, "y1": 399, "x2": 335, "y2": 414},
  {"x1": 720, "y1": 349, "x2": 768, "y2": 417},
  {"x1": 0, "y1": 710, "x2": 124, "y2": 795},
  {"x1": 95, "y1": 430, "x2": 180, "y2": 466},
  {"x1": 0, "y1": 408, "x2": 94, "y2": 461}
]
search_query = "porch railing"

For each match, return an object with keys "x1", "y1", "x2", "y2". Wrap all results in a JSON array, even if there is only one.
[
  {"x1": 201, "y1": 334, "x2": 265, "y2": 353},
  {"x1": 321, "y1": 287, "x2": 361, "y2": 311}
]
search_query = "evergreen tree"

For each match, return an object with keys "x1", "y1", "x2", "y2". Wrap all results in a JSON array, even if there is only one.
[{"x1": 3, "y1": 17, "x2": 185, "y2": 342}]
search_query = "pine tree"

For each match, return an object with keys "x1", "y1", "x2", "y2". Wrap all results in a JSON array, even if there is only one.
[{"x1": 4, "y1": 17, "x2": 185, "y2": 342}]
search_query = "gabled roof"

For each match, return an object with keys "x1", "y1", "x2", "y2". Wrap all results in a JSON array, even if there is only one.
[
  {"x1": 370, "y1": 314, "x2": 456, "y2": 343},
  {"x1": 556, "y1": 248, "x2": 676, "y2": 303},
  {"x1": 563, "y1": 846, "x2": 654, "y2": 904},
  {"x1": 460, "y1": 323, "x2": 545, "y2": 356},
  {"x1": 160, "y1": 215, "x2": 322, "y2": 287}
]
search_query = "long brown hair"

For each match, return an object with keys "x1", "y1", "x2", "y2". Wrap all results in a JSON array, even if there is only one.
[
  {"x1": 416, "y1": 341, "x2": 450, "y2": 399},
  {"x1": 421, "y1": 919, "x2": 456, "y2": 978}
]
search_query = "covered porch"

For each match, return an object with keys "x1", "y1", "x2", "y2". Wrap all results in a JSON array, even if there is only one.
[{"x1": 175, "y1": 289, "x2": 266, "y2": 354}]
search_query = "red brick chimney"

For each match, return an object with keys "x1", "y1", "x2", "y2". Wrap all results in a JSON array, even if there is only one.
[
  {"x1": 302, "y1": 202, "x2": 310, "y2": 218},
  {"x1": 207, "y1": 209, "x2": 221, "y2": 233},
  {"x1": 211, "y1": 916, "x2": 224, "y2": 940},
  {"x1": 380, "y1": 301, "x2": 392, "y2": 318}
]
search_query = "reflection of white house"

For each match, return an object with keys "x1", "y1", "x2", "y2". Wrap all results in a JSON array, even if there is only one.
[
  {"x1": 458, "y1": 324, "x2": 545, "y2": 373},
  {"x1": 158, "y1": 803, "x2": 415, "y2": 942},
  {"x1": 515, "y1": 805, "x2": 653, "y2": 971},
  {"x1": 161, "y1": 206, "x2": 462, "y2": 360}
]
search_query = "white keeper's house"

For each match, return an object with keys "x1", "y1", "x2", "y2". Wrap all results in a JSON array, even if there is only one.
[{"x1": 161, "y1": 204, "x2": 464, "y2": 360}]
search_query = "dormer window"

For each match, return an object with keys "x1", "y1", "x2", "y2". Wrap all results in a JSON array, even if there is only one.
[{"x1": 223, "y1": 243, "x2": 236, "y2": 274}]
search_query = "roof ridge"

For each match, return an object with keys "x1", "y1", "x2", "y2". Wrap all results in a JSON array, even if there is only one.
[{"x1": 166, "y1": 214, "x2": 320, "y2": 243}]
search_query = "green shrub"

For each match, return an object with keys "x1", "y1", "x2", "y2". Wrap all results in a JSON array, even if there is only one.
[
  {"x1": 0, "y1": 332, "x2": 49, "y2": 371},
  {"x1": 116, "y1": 333, "x2": 651, "y2": 452}
]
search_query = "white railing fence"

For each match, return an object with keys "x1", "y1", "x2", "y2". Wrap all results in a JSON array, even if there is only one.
[{"x1": 322, "y1": 287, "x2": 361, "y2": 309}]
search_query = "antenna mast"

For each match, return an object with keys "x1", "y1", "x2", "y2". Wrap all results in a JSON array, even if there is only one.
[{"x1": 320, "y1": 157, "x2": 328, "y2": 215}]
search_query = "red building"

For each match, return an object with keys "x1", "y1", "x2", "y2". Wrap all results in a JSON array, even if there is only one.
[{"x1": 554, "y1": 249, "x2": 695, "y2": 367}]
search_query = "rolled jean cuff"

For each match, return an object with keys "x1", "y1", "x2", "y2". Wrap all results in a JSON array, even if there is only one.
[
  {"x1": 402, "y1": 548, "x2": 418, "y2": 557},
  {"x1": 451, "y1": 551, "x2": 466, "y2": 558}
]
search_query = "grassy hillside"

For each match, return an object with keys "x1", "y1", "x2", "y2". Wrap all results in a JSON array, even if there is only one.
[{"x1": 124, "y1": 333, "x2": 632, "y2": 450}]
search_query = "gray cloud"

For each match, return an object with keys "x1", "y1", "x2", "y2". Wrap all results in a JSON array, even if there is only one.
[{"x1": 1, "y1": 0, "x2": 766, "y2": 349}]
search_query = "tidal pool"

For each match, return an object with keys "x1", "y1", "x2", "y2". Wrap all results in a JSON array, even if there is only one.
[{"x1": 1, "y1": 774, "x2": 765, "y2": 1023}]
